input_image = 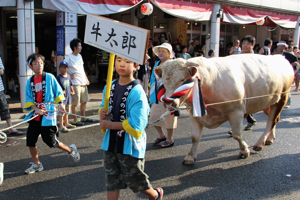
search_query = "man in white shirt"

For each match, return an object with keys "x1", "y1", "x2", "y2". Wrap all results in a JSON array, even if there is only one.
[{"x1": 64, "y1": 38, "x2": 91, "y2": 126}]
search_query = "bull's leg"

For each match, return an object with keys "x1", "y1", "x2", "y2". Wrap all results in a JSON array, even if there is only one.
[
  {"x1": 182, "y1": 115, "x2": 203, "y2": 165},
  {"x1": 229, "y1": 111, "x2": 250, "y2": 158},
  {"x1": 265, "y1": 125, "x2": 276, "y2": 145},
  {"x1": 253, "y1": 93, "x2": 287, "y2": 151}
]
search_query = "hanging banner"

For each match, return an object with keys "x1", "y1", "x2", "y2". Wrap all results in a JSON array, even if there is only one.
[
  {"x1": 43, "y1": 0, "x2": 143, "y2": 15},
  {"x1": 84, "y1": 14, "x2": 150, "y2": 65},
  {"x1": 151, "y1": 0, "x2": 212, "y2": 21},
  {"x1": 177, "y1": 23, "x2": 187, "y2": 45}
]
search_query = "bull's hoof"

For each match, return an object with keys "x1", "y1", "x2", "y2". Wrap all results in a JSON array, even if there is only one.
[
  {"x1": 182, "y1": 158, "x2": 196, "y2": 165},
  {"x1": 265, "y1": 140, "x2": 274, "y2": 145},
  {"x1": 239, "y1": 151, "x2": 250, "y2": 159},
  {"x1": 253, "y1": 145, "x2": 263, "y2": 151}
]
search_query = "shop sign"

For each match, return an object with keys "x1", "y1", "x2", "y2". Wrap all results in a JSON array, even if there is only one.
[{"x1": 84, "y1": 14, "x2": 150, "y2": 65}]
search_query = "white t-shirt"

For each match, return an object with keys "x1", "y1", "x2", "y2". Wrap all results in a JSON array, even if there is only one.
[{"x1": 64, "y1": 53, "x2": 87, "y2": 85}]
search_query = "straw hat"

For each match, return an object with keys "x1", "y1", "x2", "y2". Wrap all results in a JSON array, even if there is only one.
[{"x1": 152, "y1": 43, "x2": 173, "y2": 58}]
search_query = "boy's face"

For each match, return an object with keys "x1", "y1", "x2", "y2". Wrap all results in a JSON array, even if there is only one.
[
  {"x1": 59, "y1": 65, "x2": 68, "y2": 74},
  {"x1": 242, "y1": 40, "x2": 254, "y2": 53},
  {"x1": 29, "y1": 57, "x2": 44, "y2": 76},
  {"x1": 115, "y1": 56, "x2": 137, "y2": 77},
  {"x1": 74, "y1": 42, "x2": 82, "y2": 54}
]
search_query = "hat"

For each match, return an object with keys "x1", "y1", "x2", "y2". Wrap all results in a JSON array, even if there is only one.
[
  {"x1": 152, "y1": 43, "x2": 173, "y2": 58},
  {"x1": 59, "y1": 61, "x2": 68, "y2": 67},
  {"x1": 277, "y1": 41, "x2": 288, "y2": 47}
]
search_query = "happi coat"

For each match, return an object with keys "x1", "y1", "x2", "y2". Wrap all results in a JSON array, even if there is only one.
[
  {"x1": 23, "y1": 72, "x2": 65, "y2": 126},
  {"x1": 99, "y1": 81, "x2": 149, "y2": 159}
]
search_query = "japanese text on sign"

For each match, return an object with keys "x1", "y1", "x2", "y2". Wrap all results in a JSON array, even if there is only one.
[{"x1": 84, "y1": 14, "x2": 149, "y2": 64}]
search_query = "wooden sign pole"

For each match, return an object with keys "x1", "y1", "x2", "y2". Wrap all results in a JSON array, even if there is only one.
[{"x1": 101, "y1": 53, "x2": 115, "y2": 133}]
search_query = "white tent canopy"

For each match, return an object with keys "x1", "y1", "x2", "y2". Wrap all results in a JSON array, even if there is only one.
[
  {"x1": 42, "y1": 0, "x2": 143, "y2": 15},
  {"x1": 150, "y1": 0, "x2": 212, "y2": 21}
]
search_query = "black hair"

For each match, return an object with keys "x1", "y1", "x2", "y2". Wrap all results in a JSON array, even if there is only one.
[
  {"x1": 27, "y1": 53, "x2": 45, "y2": 65},
  {"x1": 70, "y1": 38, "x2": 82, "y2": 52},
  {"x1": 208, "y1": 49, "x2": 214, "y2": 57},
  {"x1": 181, "y1": 46, "x2": 187, "y2": 51},
  {"x1": 264, "y1": 38, "x2": 272, "y2": 46},
  {"x1": 241, "y1": 35, "x2": 256, "y2": 45}
]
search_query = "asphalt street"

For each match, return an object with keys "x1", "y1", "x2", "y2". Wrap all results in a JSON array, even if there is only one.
[{"x1": 1, "y1": 87, "x2": 300, "y2": 199}]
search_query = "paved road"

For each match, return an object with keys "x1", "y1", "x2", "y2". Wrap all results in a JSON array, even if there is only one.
[{"x1": 1, "y1": 88, "x2": 300, "y2": 199}]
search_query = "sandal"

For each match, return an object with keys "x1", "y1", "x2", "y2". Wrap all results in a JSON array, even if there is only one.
[
  {"x1": 59, "y1": 127, "x2": 70, "y2": 133},
  {"x1": 66, "y1": 124, "x2": 76, "y2": 129},
  {"x1": 153, "y1": 136, "x2": 166, "y2": 145},
  {"x1": 154, "y1": 187, "x2": 164, "y2": 200},
  {"x1": 161, "y1": 140, "x2": 174, "y2": 148}
]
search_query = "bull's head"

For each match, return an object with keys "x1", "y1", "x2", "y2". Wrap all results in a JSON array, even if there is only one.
[{"x1": 154, "y1": 58, "x2": 198, "y2": 110}]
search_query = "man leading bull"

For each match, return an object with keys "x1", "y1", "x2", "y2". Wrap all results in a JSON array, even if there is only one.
[{"x1": 149, "y1": 43, "x2": 177, "y2": 148}]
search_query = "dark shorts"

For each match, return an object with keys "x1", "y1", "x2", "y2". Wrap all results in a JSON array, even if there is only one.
[
  {"x1": 103, "y1": 150, "x2": 152, "y2": 193},
  {"x1": 26, "y1": 119, "x2": 60, "y2": 148},
  {"x1": 0, "y1": 91, "x2": 10, "y2": 121}
]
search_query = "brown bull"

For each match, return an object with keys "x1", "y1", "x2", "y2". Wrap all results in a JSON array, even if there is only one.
[{"x1": 155, "y1": 54, "x2": 294, "y2": 165}]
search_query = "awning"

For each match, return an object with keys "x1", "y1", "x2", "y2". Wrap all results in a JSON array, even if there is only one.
[
  {"x1": 0, "y1": 0, "x2": 16, "y2": 6},
  {"x1": 42, "y1": 0, "x2": 143, "y2": 15},
  {"x1": 150, "y1": 0, "x2": 212, "y2": 21},
  {"x1": 223, "y1": 6, "x2": 298, "y2": 29}
]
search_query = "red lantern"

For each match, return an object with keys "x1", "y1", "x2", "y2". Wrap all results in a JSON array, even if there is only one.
[
  {"x1": 256, "y1": 18, "x2": 265, "y2": 26},
  {"x1": 141, "y1": 3, "x2": 153, "y2": 15}
]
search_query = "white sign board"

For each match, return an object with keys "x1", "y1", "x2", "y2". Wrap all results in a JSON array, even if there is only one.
[{"x1": 84, "y1": 14, "x2": 150, "y2": 64}]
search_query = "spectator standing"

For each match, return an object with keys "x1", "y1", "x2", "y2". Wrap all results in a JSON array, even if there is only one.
[
  {"x1": 240, "y1": 35, "x2": 257, "y2": 130},
  {"x1": 273, "y1": 41, "x2": 298, "y2": 107},
  {"x1": 258, "y1": 38, "x2": 272, "y2": 55},
  {"x1": 0, "y1": 57, "x2": 23, "y2": 135},
  {"x1": 64, "y1": 38, "x2": 91, "y2": 126},
  {"x1": 57, "y1": 61, "x2": 76, "y2": 133},
  {"x1": 188, "y1": 40, "x2": 195, "y2": 57},
  {"x1": 179, "y1": 46, "x2": 191, "y2": 60},
  {"x1": 229, "y1": 39, "x2": 241, "y2": 55}
]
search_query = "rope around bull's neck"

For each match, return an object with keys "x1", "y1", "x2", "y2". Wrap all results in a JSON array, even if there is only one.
[
  {"x1": 0, "y1": 110, "x2": 98, "y2": 144},
  {"x1": 148, "y1": 90, "x2": 292, "y2": 125}
]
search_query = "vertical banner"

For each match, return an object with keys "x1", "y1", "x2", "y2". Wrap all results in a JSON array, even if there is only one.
[
  {"x1": 56, "y1": 26, "x2": 64, "y2": 55},
  {"x1": 178, "y1": 23, "x2": 188, "y2": 45}
]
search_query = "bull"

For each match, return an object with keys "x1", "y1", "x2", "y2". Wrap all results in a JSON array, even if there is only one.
[{"x1": 154, "y1": 54, "x2": 294, "y2": 165}]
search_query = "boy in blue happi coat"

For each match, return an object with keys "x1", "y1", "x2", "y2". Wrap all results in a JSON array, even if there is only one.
[
  {"x1": 23, "y1": 53, "x2": 80, "y2": 174},
  {"x1": 99, "y1": 55, "x2": 163, "y2": 200}
]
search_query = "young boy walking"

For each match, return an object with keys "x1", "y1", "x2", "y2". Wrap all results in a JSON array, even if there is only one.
[
  {"x1": 57, "y1": 61, "x2": 76, "y2": 133},
  {"x1": 23, "y1": 53, "x2": 80, "y2": 174},
  {"x1": 99, "y1": 55, "x2": 163, "y2": 200}
]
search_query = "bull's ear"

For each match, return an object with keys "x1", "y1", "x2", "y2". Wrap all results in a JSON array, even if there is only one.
[
  {"x1": 154, "y1": 68, "x2": 162, "y2": 78},
  {"x1": 186, "y1": 66, "x2": 198, "y2": 77}
]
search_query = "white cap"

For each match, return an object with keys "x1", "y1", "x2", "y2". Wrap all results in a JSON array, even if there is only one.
[
  {"x1": 152, "y1": 43, "x2": 173, "y2": 58},
  {"x1": 277, "y1": 41, "x2": 288, "y2": 47}
]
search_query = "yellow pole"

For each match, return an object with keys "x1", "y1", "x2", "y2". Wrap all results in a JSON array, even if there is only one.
[{"x1": 101, "y1": 53, "x2": 115, "y2": 133}]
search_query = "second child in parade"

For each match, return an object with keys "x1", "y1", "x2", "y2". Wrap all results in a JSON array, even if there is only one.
[
  {"x1": 99, "y1": 55, "x2": 164, "y2": 200},
  {"x1": 23, "y1": 53, "x2": 80, "y2": 174}
]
